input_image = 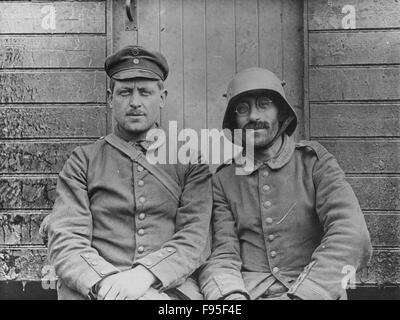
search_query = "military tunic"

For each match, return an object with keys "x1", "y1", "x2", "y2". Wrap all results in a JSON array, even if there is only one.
[
  {"x1": 47, "y1": 128, "x2": 212, "y2": 299},
  {"x1": 199, "y1": 134, "x2": 372, "y2": 300}
]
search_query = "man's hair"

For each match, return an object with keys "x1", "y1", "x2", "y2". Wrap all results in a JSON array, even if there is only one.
[{"x1": 109, "y1": 78, "x2": 164, "y2": 93}]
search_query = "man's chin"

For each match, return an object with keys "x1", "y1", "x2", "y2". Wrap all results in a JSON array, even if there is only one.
[{"x1": 122, "y1": 122, "x2": 152, "y2": 135}]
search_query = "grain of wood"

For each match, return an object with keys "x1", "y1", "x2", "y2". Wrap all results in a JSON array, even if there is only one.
[
  {"x1": 308, "y1": 0, "x2": 400, "y2": 30},
  {"x1": 0, "y1": 1, "x2": 106, "y2": 34},
  {"x1": 0, "y1": 36, "x2": 106, "y2": 68},
  {"x1": 309, "y1": 31, "x2": 400, "y2": 66},
  {"x1": 310, "y1": 104, "x2": 400, "y2": 137},
  {"x1": 0, "y1": 106, "x2": 107, "y2": 139}
]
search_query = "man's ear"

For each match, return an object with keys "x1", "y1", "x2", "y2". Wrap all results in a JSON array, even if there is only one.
[
  {"x1": 160, "y1": 89, "x2": 168, "y2": 109},
  {"x1": 107, "y1": 88, "x2": 113, "y2": 108}
]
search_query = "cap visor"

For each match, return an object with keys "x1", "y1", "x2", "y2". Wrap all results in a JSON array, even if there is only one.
[{"x1": 111, "y1": 69, "x2": 161, "y2": 80}]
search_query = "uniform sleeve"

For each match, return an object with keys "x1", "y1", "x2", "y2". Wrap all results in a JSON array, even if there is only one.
[
  {"x1": 47, "y1": 147, "x2": 120, "y2": 298},
  {"x1": 198, "y1": 174, "x2": 250, "y2": 300},
  {"x1": 288, "y1": 148, "x2": 372, "y2": 300},
  {"x1": 133, "y1": 160, "x2": 213, "y2": 291}
]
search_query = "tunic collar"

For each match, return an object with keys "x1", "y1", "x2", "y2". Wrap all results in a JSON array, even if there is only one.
[{"x1": 234, "y1": 133, "x2": 295, "y2": 174}]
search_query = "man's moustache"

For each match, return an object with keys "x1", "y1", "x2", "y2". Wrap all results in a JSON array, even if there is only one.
[{"x1": 243, "y1": 121, "x2": 270, "y2": 130}]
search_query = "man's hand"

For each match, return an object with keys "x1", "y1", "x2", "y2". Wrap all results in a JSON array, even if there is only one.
[
  {"x1": 224, "y1": 293, "x2": 249, "y2": 300},
  {"x1": 97, "y1": 265, "x2": 157, "y2": 300}
]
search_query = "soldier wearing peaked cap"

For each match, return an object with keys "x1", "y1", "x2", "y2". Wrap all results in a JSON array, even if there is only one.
[
  {"x1": 45, "y1": 45, "x2": 212, "y2": 300},
  {"x1": 199, "y1": 68, "x2": 372, "y2": 300}
]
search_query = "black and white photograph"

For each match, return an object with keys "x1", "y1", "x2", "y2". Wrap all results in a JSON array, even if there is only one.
[{"x1": 0, "y1": 0, "x2": 399, "y2": 305}]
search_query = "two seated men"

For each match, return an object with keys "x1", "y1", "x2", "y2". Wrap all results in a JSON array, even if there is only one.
[{"x1": 45, "y1": 45, "x2": 372, "y2": 300}]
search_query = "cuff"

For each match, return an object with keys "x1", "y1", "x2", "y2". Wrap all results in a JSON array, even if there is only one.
[
  {"x1": 133, "y1": 246, "x2": 178, "y2": 289},
  {"x1": 201, "y1": 273, "x2": 249, "y2": 300},
  {"x1": 288, "y1": 278, "x2": 332, "y2": 300},
  {"x1": 76, "y1": 253, "x2": 120, "y2": 298}
]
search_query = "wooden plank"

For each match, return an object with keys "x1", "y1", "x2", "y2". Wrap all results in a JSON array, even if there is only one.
[
  {"x1": 282, "y1": 0, "x2": 304, "y2": 139},
  {"x1": 308, "y1": 0, "x2": 400, "y2": 30},
  {"x1": 235, "y1": 0, "x2": 259, "y2": 72},
  {"x1": 160, "y1": 0, "x2": 184, "y2": 132},
  {"x1": 310, "y1": 104, "x2": 400, "y2": 137},
  {"x1": 258, "y1": 0, "x2": 283, "y2": 77},
  {"x1": 348, "y1": 177, "x2": 400, "y2": 211},
  {"x1": 0, "y1": 177, "x2": 57, "y2": 210},
  {"x1": 0, "y1": 106, "x2": 107, "y2": 139},
  {"x1": 358, "y1": 250, "x2": 400, "y2": 285},
  {"x1": 0, "y1": 142, "x2": 91, "y2": 174},
  {"x1": 1, "y1": 248, "x2": 398, "y2": 285},
  {"x1": 364, "y1": 213, "x2": 400, "y2": 247},
  {"x1": 0, "y1": 71, "x2": 106, "y2": 103},
  {"x1": 206, "y1": 0, "x2": 236, "y2": 130},
  {"x1": 319, "y1": 140, "x2": 400, "y2": 174},
  {"x1": 137, "y1": 0, "x2": 159, "y2": 51},
  {"x1": 0, "y1": 1, "x2": 106, "y2": 34},
  {"x1": 309, "y1": 31, "x2": 400, "y2": 66},
  {"x1": 0, "y1": 248, "x2": 49, "y2": 281},
  {"x1": 0, "y1": 36, "x2": 106, "y2": 68},
  {"x1": 112, "y1": 0, "x2": 137, "y2": 51},
  {"x1": 309, "y1": 67, "x2": 400, "y2": 101},
  {"x1": 0, "y1": 212, "x2": 48, "y2": 246},
  {"x1": 182, "y1": 0, "x2": 207, "y2": 133}
]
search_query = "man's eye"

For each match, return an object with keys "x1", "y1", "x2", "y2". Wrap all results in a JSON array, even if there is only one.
[
  {"x1": 119, "y1": 91, "x2": 130, "y2": 96},
  {"x1": 236, "y1": 103, "x2": 250, "y2": 115},
  {"x1": 258, "y1": 98, "x2": 273, "y2": 109},
  {"x1": 140, "y1": 90, "x2": 151, "y2": 96}
]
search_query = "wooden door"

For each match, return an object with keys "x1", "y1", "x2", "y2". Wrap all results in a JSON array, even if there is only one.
[{"x1": 112, "y1": 0, "x2": 304, "y2": 138}]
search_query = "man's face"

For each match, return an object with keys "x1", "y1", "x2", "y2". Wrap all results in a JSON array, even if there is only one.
[
  {"x1": 235, "y1": 93, "x2": 280, "y2": 149},
  {"x1": 110, "y1": 79, "x2": 166, "y2": 134}
]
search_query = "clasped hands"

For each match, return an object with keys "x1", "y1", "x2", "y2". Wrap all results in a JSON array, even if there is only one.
[{"x1": 96, "y1": 265, "x2": 161, "y2": 300}]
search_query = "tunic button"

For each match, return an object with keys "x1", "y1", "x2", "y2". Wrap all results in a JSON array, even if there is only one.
[
  {"x1": 139, "y1": 213, "x2": 146, "y2": 220},
  {"x1": 263, "y1": 201, "x2": 271, "y2": 208},
  {"x1": 266, "y1": 217, "x2": 273, "y2": 224},
  {"x1": 268, "y1": 234, "x2": 275, "y2": 241},
  {"x1": 271, "y1": 251, "x2": 277, "y2": 258},
  {"x1": 138, "y1": 228, "x2": 145, "y2": 236},
  {"x1": 263, "y1": 185, "x2": 270, "y2": 192},
  {"x1": 137, "y1": 246, "x2": 144, "y2": 253},
  {"x1": 272, "y1": 267, "x2": 279, "y2": 273},
  {"x1": 139, "y1": 196, "x2": 146, "y2": 203},
  {"x1": 138, "y1": 180, "x2": 144, "y2": 187},
  {"x1": 138, "y1": 165, "x2": 144, "y2": 172},
  {"x1": 262, "y1": 171, "x2": 269, "y2": 177}
]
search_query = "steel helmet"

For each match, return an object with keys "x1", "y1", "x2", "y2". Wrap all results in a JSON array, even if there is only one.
[{"x1": 222, "y1": 67, "x2": 297, "y2": 136}]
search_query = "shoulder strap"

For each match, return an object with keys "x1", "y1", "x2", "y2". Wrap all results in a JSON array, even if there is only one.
[
  {"x1": 104, "y1": 133, "x2": 181, "y2": 202},
  {"x1": 296, "y1": 140, "x2": 330, "y2": 160}
]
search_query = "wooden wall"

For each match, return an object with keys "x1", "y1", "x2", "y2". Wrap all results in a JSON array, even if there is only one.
[
  {"x1": 305, "y1": 0, "x2": 400, "y2": 288},
  {"x1": 0, "y1": 0, "x2": 110, "y2": 282}
]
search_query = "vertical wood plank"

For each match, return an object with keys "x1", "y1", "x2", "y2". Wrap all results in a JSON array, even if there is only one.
[
  {"x1": 282, "y1": 0, "x2": 304, "y2": 139},
  {"x1": 182, "y1": 0, "x2": 207, "y2": 132},
  {"x1": 235, "y1": 0, "x2": 259, "y2": 72},
  {"x1": 112, "y1": 0, "x2": 138, "y2": 52},
  {"x1": 258, "y1": 0, "x2": 283, "y2": 78},
  {"x1": 206, "y1": 0, "x2": 236, "y2": 130},
  {"x1": 160, "y1": 0, "x2": 184, "y2": 132},
  {"x1": 137, "y1": 0, "x2": 160, "y2": 51}
]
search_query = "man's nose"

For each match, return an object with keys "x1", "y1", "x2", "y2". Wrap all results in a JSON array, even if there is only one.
[
  {"x1": 129, "y1": 91, "x2": 142, "y2": 108},
  {"x1": 248, "y1": 103, "x2": 261, "y2": 122}
]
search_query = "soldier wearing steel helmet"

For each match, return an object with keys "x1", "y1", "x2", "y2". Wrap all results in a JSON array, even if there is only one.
[{"x1": 199, "y1": 67, "x2": 372, "y2": 300}]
